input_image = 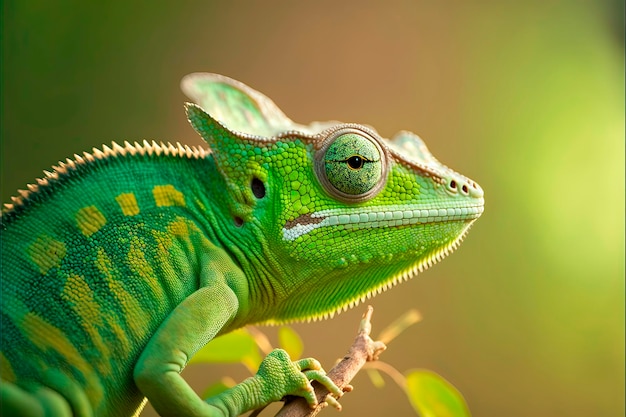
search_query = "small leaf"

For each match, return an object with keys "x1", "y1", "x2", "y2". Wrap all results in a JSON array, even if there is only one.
[
  {"x1": 201, "y1": 377, "x2": 236, "y2": 399},
  {"x1": 278, "y1": 326, "x2": 304, "y2": 359},
  {"x1": 405, "y1": 369, "x2": 471, "y2": 417},
  {"x1": 190, "y1": 329, "x2": 262, "y2": 371},
  {"x1": 366, "y1": 368, "x2": 386, "y2": 389}
]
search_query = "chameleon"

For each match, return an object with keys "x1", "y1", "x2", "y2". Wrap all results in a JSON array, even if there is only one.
[{"x1": 0, "y1": 73, "x2": 484, "y2": 417}]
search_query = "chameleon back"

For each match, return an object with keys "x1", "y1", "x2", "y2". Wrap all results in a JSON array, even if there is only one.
[{"x1": 1, "y1": 144, "x2": 220, "y2": 416}]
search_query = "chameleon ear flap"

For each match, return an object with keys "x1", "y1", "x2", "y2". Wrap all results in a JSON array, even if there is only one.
[{"x1": 181, "y1": 73, "x2": 295, "y2": 138}]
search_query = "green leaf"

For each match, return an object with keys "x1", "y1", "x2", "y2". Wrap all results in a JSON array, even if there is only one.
[
  {"x1": 278, "y1": 326, "x2": 304, "y2": 359},
  {"x1": 200, "y1": 377, "x2": 236, "y2": 399},
  {"x1": 189, "y1": 329, "x2": 262, "y2": 371},
  {"x1": 405, "y1": 369, "x2": 471, "y2": 417}
]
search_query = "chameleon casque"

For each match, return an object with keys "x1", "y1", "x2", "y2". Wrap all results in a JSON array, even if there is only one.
[{"x1": 0, "y1": 73, "x2": 484, "y2": 417}]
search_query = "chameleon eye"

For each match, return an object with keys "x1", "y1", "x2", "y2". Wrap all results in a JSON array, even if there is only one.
[{"x1": 315, "y1": 127, "x2": 388, "y2": 202}]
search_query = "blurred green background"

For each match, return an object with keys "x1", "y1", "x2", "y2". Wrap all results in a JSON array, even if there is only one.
[{"x1": 2, "y1": 1, "x2": 624, "y2": 416}]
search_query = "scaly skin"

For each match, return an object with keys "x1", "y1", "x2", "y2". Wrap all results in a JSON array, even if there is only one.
[{"x1": 0, "y1": 73, "x2": 484, "y2": 416}]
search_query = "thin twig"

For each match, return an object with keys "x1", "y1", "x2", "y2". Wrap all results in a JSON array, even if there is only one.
[
  {"x1": 376, "y1": 309, "x2": 422, "y2": 345},
  {"x1": 247, "y1": 326, "x2": 275, "y2": 356},
  {"x1": 363, "y1": 360, "x2": 408, "y2": 391}
]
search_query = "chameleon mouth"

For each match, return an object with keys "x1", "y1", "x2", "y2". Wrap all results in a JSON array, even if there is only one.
[{"x1": 281, "y1": 200, "x2": 484, "y2": 241}]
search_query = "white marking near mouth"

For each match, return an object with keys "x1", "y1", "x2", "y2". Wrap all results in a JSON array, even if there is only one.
[{"x1": 282, "y1": 200, "x2": 484, "y2": 241}]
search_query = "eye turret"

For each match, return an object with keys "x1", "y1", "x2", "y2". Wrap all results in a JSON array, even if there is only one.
[{"x1": 315, "y1": 127, "x2": 388, "y2": 202}]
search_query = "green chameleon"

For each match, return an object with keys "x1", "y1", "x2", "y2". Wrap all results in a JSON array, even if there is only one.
[{"x1": 0, "y1": 73, "x2": 484, "y2": 417}]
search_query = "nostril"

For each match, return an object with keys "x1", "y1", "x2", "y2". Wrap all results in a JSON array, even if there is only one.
[
  {"x1": 450, "y1": 180, "x2": 457, "y2": 189},
  {"x1": 461, "y1": 184, "x2": 469, "y2": 194}
]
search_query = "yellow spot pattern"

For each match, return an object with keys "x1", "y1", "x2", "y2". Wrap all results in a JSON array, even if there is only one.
[
  {"x1": 151, "y1": 229, "x2": 183, "y2": 296},
  {"x1": 148, "y1": 217, "x2": 208, "y2": 296},
  {"x1": 96, "y1": 249, "x2": 150, "y2": 343},
  {"x1": 167, "y1": 218, "x2": 196, "y2": 260},
  {"x1": 27, "y1": 235, "x2": 67, "y2": 275},
  {"x1": 104, "y1": 313, "x2": 133, "y2": 358},
  {"x1": 0, "y1": 352, "x2": 16, "y2": 382},
  {"x1": 21, "y1": 313, "x2": 104, "y2": 407},
  {"x1": 116, "y1": 193, "x2": 140, "y2": 216},
  {"x1": 61, "y1": 274, "x2": 112, "y2": 376},
  {"x1": 128, "y1": 236, "x2": 165, "y2": 315},
  {"x1": 76, "y1": 206, "x2": 107, "y2": 236},
  {"x1": 153, "y1": 185, "x2": 185, "y2": 207}
]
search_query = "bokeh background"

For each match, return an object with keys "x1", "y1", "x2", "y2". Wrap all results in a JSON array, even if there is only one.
[{"x1": 2, "y1": 1, "x2": 624, "y2": 416}]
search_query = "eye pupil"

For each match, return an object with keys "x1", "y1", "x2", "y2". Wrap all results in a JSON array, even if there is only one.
[{"x1": 347, "y1": 155, "x2": 364, "y2": 169}]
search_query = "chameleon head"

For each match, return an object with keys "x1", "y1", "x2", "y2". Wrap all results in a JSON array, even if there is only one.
[{"x1": 184, "y1": 74, "x2": 484, "y2": 323}]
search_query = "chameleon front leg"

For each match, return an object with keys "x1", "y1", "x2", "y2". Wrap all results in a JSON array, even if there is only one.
[
  {"x1": 134, "y1": 284, "x2": 341, "y2": 417},
  {"x1": 134, "y1": 284, "x2": 237, "y2": 416}
]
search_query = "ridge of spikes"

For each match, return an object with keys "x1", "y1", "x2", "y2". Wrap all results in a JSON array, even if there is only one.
[{"x1": 2, "y1": 140, "x2": 209, "y2": 215}]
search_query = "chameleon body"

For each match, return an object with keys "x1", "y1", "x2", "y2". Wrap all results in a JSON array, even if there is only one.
[{"x1": 0, "y1": 73, "x2": 484, "y2": 417}]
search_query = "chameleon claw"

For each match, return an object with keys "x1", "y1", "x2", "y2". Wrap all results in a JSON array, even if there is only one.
[
  {"x1": 303, "y1": 370, "x2": 343, "y2": 398},
  {"x1": 322, "y1": 381, "x2": 354, "y2": 410},
  {"x1": 300, "y1": 384, "x2": 319, "y2": 408},
  {"x1": 324, "y1": 394, "x2": 342, "y2": 411}
]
